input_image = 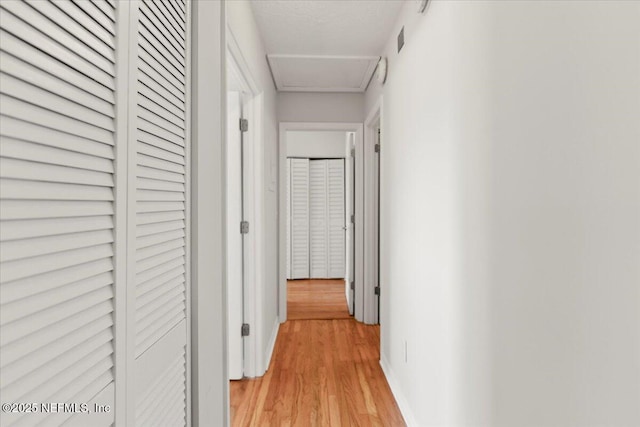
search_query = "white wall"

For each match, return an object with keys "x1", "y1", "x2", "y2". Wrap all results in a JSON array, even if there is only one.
[
  {"x1": 369, "y1": 1, "x2": 640, "y2": 426},
  {"x1": 286, "y1": 131, "x2": 347, "y2": 158},
  {"x1": 226, "y1": 0, "x2": 280, "y2": 375},
  {"x1": 278, "y1": 92, "x2": 364, "y2": 123}
]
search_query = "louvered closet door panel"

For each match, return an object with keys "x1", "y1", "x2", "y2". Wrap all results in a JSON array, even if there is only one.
[
  {"x1": 309, "y1": 160, "x2": 328, "y2": 278},
  {"x1": 327, "y1": 160, "x2": 346, "y2": 278},
  {"x1": 133, "y1": 0, "x2": 188, "y2": 426},
  {"x1": 290, "y1": 158, "x2": 309, "y2": 279},
  {"x1": 0, "y1": 1, "x2": 116, "y2": 426}
]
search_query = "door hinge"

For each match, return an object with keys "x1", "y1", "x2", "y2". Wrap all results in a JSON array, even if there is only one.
[
  {"x1": 241, "y1": 323, "x2": 250, "y2": 336},
  {"x1": 240, "y1": 221, "x2": 250, "y2": 234},
  {"x1": 239, "y1": 118, "x2": 249, "y2": 132},
  {"x1": 350, "y1": 214, "x2": 355, "y2": 224},
  {"x1": 350, "y1": 281, "x2": 355, "y2": 290},
  {"x1": 374, "y1": 286, "x2": 380, "y2": 296},
  {"x1": 374, "y1": 144, "x2": 380, "y2": 153},
  {"x1": 350, "y1": 148, "x2": 356, "y2": 158}
]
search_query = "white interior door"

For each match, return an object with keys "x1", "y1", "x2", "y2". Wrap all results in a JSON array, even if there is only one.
[
  {"x1": 345, "y1": 135, "x2": 355, "y2": 314},
  {"x1": 226, "y1": 92, "x2": 243, "y2": 380},
  {"x1": 309, "y1": 160, "x2": 328, "y2": 278},
  {"x1": 290, "y1": 158, "x2": 309, "y2": 279},
  {"x1": 373, "y1": 129, "x2": 380, "y2": 323},
  {"x1": 286, "y1": 159, "x2": 291, "y2": 279},
  {"x1": 0, "y1": 1, "x2": 119, "y2": 425},
  {"x1": 327, "y1": 159, "x2": 346, "y2": 278},
  {"x1": 132, "y1": 1, "x2": 189, "y2": 425}
]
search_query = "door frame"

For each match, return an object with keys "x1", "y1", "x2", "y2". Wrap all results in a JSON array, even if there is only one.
[
  {"x1": 278, "y1": 122, "x2": 364, "y2": 322},
  {"x1": 226, "y1": 25, "x2": 265, "y2": 378},
  {"x1": 364, "y1": 97, "x2": 383, "y2": 325}
]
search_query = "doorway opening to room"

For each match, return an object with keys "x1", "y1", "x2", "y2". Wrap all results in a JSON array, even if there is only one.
[
  {"x1": 226, "y1": 30, "x2": 266, "y2": 381},
  {"x1": 279, "y1": 123, "x2": 364, "y2": 322}
]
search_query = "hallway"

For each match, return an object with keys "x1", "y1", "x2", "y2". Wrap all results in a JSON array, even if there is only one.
[
  {"x1": 230, "y1": 283, "x2": 404, "y2": 426},
  {"x1": 287, "y1": 279, "x2": 352, "y2": 320}
]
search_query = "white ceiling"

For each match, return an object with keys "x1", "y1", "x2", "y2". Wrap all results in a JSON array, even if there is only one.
[{"x1": 251, "y1": 0, "x2": 405, "y2": 92}]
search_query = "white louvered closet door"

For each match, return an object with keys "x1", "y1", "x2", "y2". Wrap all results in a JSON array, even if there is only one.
[
  {"x1": 132, "y1": 0, "x2": 189, "y2": 426},
  {"x1": 0, "y1": 1, "x2": 118, "y2": 426},
  {"x1": 290, "y1": 158, "x2": 309, "y2": 279},
  {"x1": 327, "y1": 160, "x2": 346, "y2": 278},
  {"x1": 309, "y1": 160, "x2": 328, "y2": 278}
]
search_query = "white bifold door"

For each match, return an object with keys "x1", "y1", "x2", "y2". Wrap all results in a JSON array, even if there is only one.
[
  {"x1": 289, "y1": 159, "x2": 345, "y2": 279},
  {"x1": 289, "y1": 158, "x2": 310, "y2": 279},
  {"x1": 0, "y1": 1, "x2": 191, "y2": 426}
]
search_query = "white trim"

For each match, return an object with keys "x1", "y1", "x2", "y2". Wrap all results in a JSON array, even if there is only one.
[
  {"x1": 264, "y1": 319, "x2": 280, "y2": 372},
  {"x1": 267, "y1": 54, "x2": 379, "y2": 93},
  {"x1": 278, "y1": 122, "x2": 365, "y2": 322},
  {"x1": 184, "y1": 2, "x2": 193, "y2": 424},
  {"x1": 191, "y1": 1, "x2": 228, "y2": 425},
  {"x1": 124, "y1": 2, "x2": 139, "y2": 425},
  {"x1": 364, "y1": 98, "x2": 383, "y2": 325},
  {"x1": 226, "y1": 24, "x2": 266, "y2": 378},
  {"x1": 379, "y1": 356, "x2": 419, "y2": 427},
  {"x1": 113, "y1": 2, "x2": 131, "y2": 424}
]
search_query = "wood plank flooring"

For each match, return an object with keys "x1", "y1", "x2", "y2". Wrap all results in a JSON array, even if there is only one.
[
  {"x1": 230, "y1": 280, "x2": 405, "y2": 426},
  {"x1": 287, "y1": 279, "x2": 352, "y2": 320}
]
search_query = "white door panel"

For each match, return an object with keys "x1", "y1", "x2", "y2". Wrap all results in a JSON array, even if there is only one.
[
  {"x1": 226, "y1": 92, "x2": 243, "y2": 380},
  {"x1": 290, "y1": 159, "x2": 310, "y2": 279},
  {"x1": 133, "y1": 1, "x2": 189, "y2": 424},
  {"x1": 327, "y1": 159, "x2": 346, "y2": 278},
  {"x1": 309, "y1": 160, "x2": 328, "y2": 278}
]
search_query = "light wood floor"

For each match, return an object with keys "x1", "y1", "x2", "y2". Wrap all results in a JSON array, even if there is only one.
[
  {"x1": 230, "y1": 280, "x2": 405, "y2": 426},
  {"x1": 287, "y1": 279, "x2": 352, "y2": 320}
]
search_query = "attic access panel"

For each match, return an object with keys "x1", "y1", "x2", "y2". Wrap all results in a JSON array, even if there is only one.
[{"x1": 267, "y1": 55, "x2": 380, "y2": 92}]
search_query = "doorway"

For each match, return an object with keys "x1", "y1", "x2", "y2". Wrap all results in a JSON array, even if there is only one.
[
  {"x1": 278, "y1": 123, "x2": 365, "y2": 323},
  {"x1": 226, "y1": 28, "x2": 265, "y2": 379},
  {"x1": 364, "y1": 99, "x2": 383, "y2": 325}
]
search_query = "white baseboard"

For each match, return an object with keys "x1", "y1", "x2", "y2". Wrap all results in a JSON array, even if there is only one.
[
  {"x1": 264, "y1": 319, "x2": 280, "y2": 372},
  {"x1": 380, "y1": 355, "x2": 420, "y2": 427}
]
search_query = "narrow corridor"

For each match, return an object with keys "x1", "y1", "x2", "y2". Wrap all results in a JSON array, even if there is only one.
[{"x1": 230, "y1": 282, "x2": 405, "y2": 426}]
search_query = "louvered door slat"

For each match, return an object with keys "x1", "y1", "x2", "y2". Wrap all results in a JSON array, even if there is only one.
[
  {"x1": 0, "y1": 259, "x2": 113, "y2": 304},
  {"x1": 146, "y1": 0, "x2": 185, "y2": 44},
  {"x1": 1, "y1": 139, "x2": 114, "y2": 173},
  {"x1": 0, "y1": 1, "x2": 116, "y2": 425},
  {"x1": 0, "y1": 96, "x2": 114, "y2": 146},
  {"x1": 51, "y1": 0, "x2": 115, "y2": 49},
  {"x1": 1, "y1": 271, "x2": 113, "y2": 325},
  {"x1": 0, "y1": 300, "x2": 113, "y2": 369},
  {"x1": 0, "y1": 216, "x2": 113, "y2": 241},
  {"x1": 70, "y1": 0, "x2": 116, "y2": 36},
  {"x1": 1, "y1": 2, "x2": 115, "y2": 76},
  {"x1": 0, "y1": 52, "x2": 115, "y2": 118},
  {"x1": 0, "y1": 10, "x2": 115, "y2": 89},
  {"x1": 139, "y1": 3, "x2": 184, "y2": 63},
  {"x1": 0, "y1": 117, "x2": 115, "y2": 158},
  {"x1": 0, "y1": 200, "x2": 113, "y2": 220},
  {"x1": 135, "y1": 266, "x2": 185, "y2": 299},
  {"x1": 25, "y1": 0, "x2": 116, "y2": 63},
  {"x1": 0, "y1": 229, "x2": 113, "y2": 262},
  {"x1": 139, "y1": 93, "x2": 186, "y2": 131},
  {"x1": 0, "y1": 30, "x2": 114, "y2": 104},
  {"x1": 137, "y1": 140, "x2": 185, "y2": 164},
  {"x1": 2, "y1": 315, "x2": 112, "y2": 386}
]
